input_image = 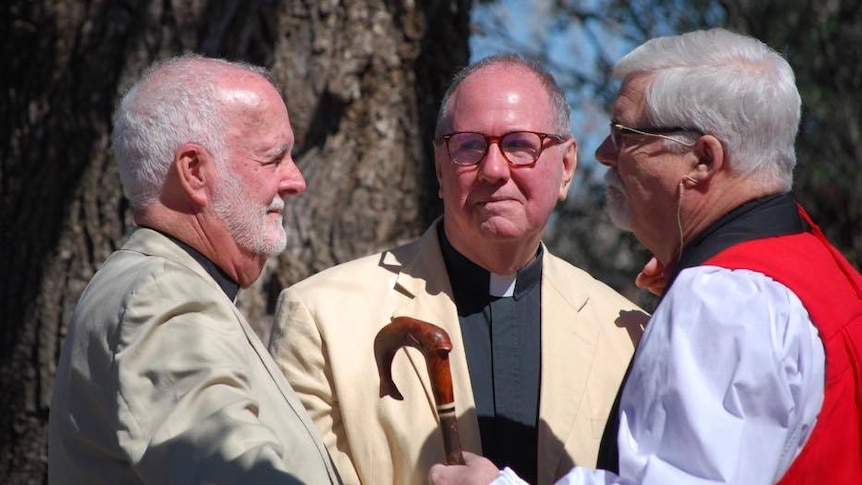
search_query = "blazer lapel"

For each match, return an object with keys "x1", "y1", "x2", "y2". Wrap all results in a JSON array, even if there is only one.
[
  {"x1": 131, "y1": 228, "x2": 339, "y2": 482},
  {"x1": 537, "y1": 255, "x2": 599, "y2": 485},
  {"x1": 384, "y1": 222, "x2": 483, "y2": 455},
  {"x1": 231, "y1": 304, "x2": 340, "y2": 482}
]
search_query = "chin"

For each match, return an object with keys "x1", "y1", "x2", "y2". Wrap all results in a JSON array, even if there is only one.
[
  {"x1": 263, "y1": 244, "x2": 287, "y2": 256},
  {"x1": 606, "y1": 204, "x2": 634, "y2": 232},
  {"x1": 245, "y1": 226, "x2": 286, "y2": 256},
  {"x1": 475, "y1": 220, "x2": 533, "y2": 243},
  {"x1": 263, "y1": 230, "x2": 288, "y2": 255}
]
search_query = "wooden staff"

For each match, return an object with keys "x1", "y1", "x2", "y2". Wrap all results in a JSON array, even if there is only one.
[{"x1": 373, "y1": 316, "x2": 465, "y2": 465}]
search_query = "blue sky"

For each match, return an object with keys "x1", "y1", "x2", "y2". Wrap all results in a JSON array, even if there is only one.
[
  {"x1": 467, "y1": 1, "x2": 724, "y2": 187},
  {"x1": 468, "y1": 0, "x2": 631, "y2": 180}
]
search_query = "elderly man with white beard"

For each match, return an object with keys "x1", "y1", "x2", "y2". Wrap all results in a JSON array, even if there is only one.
[
  {"x1": 429, "y1": 28, "x2": 862, "y2": 485},
  {"x1": 49, "y1": 55, "x2": 342, "y2": 485}
]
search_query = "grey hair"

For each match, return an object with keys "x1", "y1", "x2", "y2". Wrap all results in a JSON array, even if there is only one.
[
  {"x1": 112, "y1": 54, "x2": 276, "y2": 209},
  {"x1": 614, "y1": 28, "x2": 800, "y2": 191},
  {"x1": 434, "y1": 53, "x2": 571, "y2": 139}
]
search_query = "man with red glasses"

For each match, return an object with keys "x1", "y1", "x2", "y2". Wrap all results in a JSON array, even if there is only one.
[
  {"x1": 429, "y1": 28, "x2": 861, "y2": 485},
  {"x1": 268, "y1": 53, "x2": 648, "y2": 485}
]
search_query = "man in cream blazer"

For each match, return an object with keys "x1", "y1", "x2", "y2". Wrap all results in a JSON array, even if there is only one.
[
  {"x1": 49, "y1": 56, "x2": 340, "y2": 484},
  {"x1": 269, "y1": 54, "x2": 647, "y2": 485},
  {"x1": 50, "y1": 229, "x2": 340, "y2": 484},
  {"x1": 272, "y1": 222, "x2": 645, "y2": 485}
]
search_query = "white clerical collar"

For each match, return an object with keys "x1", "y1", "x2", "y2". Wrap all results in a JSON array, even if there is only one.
[{"x1": 489, "y1": 272, "x2": 516, "y2": 297}]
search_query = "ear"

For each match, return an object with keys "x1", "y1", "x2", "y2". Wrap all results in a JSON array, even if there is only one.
[
  {"x1": 174, "y1": 143, "x2": 214, "y2": 207},
  {"x1": 688, "y1": 134, "x2": 724, "y2": 185},
  {"x1": 558, "y1": 138, "x2": 578, "y2": 201}
]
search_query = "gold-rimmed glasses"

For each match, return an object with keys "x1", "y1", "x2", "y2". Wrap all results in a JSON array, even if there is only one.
[{"x1": 609, "y1": 122, "x2": 702, "y2": 151}]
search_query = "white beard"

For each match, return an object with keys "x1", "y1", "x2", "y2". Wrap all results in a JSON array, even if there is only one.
[
  {"x1": 603, "y1": 170, "x2": 634, "y2": 231},
  {"x1": 212, "y1": 171, "x2": 287, "y2": 256}
]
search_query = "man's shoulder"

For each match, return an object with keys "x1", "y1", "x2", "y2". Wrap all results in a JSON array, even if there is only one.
[
  {"x1": 68, "y1": 237, "x2": 239, "y2": 360},
  {"x1": 286, "y1": 236, "x2": 430, "y2": 291},
  {"x1": 542, "y1": 249, "x2": 646, "y2": 312},
  {"x1": 542, "y1": 250, "x2": 612, "y2": 290},
  {"x1": 542, "y1": 250, "x2": 591, "y2": 276},
  {"x1": 81, "y1": 240, "x2": 227, "y2": 321}
]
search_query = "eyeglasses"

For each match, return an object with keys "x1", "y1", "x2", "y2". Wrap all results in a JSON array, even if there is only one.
[
  {"x1": 438, "y1": 131, "x2": 567, "y2": 166},
  {"x1": 609, "y1": 122, "x2": 702, "y2": 151}
]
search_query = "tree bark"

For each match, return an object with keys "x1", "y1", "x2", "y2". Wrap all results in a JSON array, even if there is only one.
[{"x1": 0, "y1": 0, "x2": 470, "y2": 482}]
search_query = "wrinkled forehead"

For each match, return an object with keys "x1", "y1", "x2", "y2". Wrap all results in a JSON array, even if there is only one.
[{"x1": 612, "y1": 73, "x2": 652, "y2": 123}]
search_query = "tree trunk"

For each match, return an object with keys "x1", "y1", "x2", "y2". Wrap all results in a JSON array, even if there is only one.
[{"x1": 0, "y1": 0, "x2": 470, "y2": 482}]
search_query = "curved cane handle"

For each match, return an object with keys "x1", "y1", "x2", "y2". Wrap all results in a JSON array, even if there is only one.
[{"x1": 373, "y1": 316, "x2": 465, "y2": 465}]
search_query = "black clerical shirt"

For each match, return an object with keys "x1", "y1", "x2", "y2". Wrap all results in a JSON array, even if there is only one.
[{"x1": 438, "y1": 226, "x2": 542, "y2": 484}]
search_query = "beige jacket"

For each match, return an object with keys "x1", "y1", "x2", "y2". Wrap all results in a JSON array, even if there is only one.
[
  {"x1": 270, "y1": 221, "x2": 646, "y2": 485},
  {"x1": 49, "y1": 228, "x2": 340, "y2": 485}
]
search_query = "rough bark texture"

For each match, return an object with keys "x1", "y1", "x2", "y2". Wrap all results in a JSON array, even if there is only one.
[{"x1": 0, "y1": 0, "x2": 470, "y2": 482}]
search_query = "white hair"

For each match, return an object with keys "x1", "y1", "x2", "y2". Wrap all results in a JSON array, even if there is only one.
[
  {"x1": 112, "y1": 54, "x2": 274, "y2": 209},
  {"x1": 614, "y1": 28, "x2": 800, "y2": 191}
]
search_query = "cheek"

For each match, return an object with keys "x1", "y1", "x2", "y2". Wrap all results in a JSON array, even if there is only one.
[
  {"x1": 620, "y1": 171, "x2": 676, "y2": 211},
  {"x1": 525, "y1": 167, "x2": 564, "y2": 202},
  {"x1": 617, "y1": 160, "x2": 655, "y2": 194},
  {"x1": 621, "y1": 178, "x2": 655, "y2": 208},
  {"x1": 440, "y1": 168, "x2": 474, "y2": 201}
]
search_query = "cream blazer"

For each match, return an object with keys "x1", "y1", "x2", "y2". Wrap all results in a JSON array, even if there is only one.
[
  {"x1": 49, "y1": 228, "x2": 341, "y2": 485},
  {"x1": 270, "y1": 221, "x2": 646, "y2": 485}
]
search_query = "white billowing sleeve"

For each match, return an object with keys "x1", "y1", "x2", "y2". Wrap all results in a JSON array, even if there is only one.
[
  {"x1": 492, "y1": 266, "x2": 825, "y2": 485},
  {"x1": 493, "y1": 467, "x2": 617, "y2": 484}
]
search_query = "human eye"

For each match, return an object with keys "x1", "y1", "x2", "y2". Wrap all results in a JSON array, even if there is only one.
[
  {"x1": 502, "y1": 132, "x2": 540, "y2": 153},
  {"x1": 256, "y1": 146, "x2": 292, "y2": 168},
  {"x1": 450, "y1": 133, "x2": 486, "y2": 153}
]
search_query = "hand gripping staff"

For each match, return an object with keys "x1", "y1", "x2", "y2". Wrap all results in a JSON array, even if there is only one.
[{"x1": 373, "y1": 316, "x2": 465, "y2": 465}]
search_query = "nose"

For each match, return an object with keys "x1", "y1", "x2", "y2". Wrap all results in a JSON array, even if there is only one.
[
  {"x1": 476, "y1": 142, "x2": 511, "y2": 183},
  {"x1": 279, "y1": 157, "x2": 307, "y2": 197},
  {"x1": 594, "y1": 135, "x2": 617, "y2": 167}
]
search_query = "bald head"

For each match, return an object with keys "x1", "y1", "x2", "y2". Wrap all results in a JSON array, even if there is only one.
[{"x1": 434, "y1": 53, "x2": 571, "y2": 140}]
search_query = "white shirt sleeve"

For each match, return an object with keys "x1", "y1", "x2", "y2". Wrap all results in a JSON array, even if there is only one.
[
  {"x1": 493, "y1": 466, "x2": 618, "y2": 485},
  {"x1": 493, "y1": 265, "x2": 825, "y2": 485}
]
